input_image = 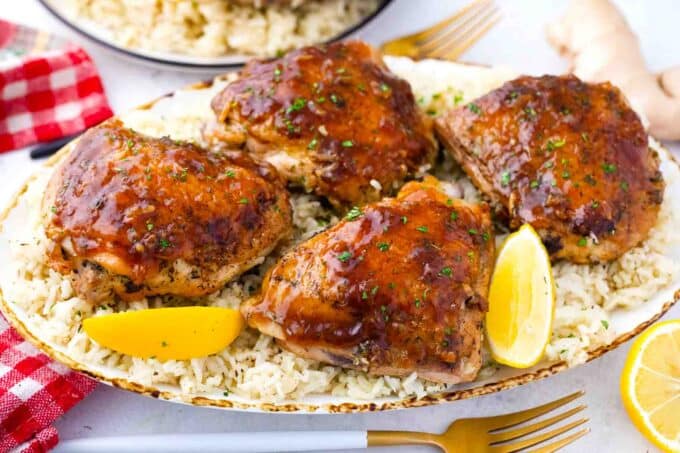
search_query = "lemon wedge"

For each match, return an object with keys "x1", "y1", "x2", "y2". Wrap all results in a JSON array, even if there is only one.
[
  {"x1": 486, "y1": 224, "x2": 555, "y2": 368},
  {"x1": 83, "y1": 307, "x2": 244, "y2": 361},
  {"x1": 621, "y1": 320, "x2": 680, "y2": 452}
]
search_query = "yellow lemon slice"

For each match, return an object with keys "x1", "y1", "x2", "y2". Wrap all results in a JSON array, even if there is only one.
[
  {"x1": 486, "y1": 224, "x2": 555, "y2": 368},
  {"x1": 83, "y1": 306, "x2": 244, "y2": 361},
  {"x1": 620, "y1": 320, "x2": 680, "y2": 452}
]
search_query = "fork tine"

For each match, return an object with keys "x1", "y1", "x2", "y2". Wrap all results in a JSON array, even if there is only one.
[
  {"x1": 408, "y1": 0, "x2": 492, "y2": 43},
  {"x1": 527, "y1": 428, "x2": 590, "y2": 453},
  {"x1": 483, "y1": 391, "x2": 585, "y2": 431},
  {"x1": 489, "y1": 418, "x2": 588, "y2": 452},
  {"x1": 488, "y1": 405, "x2": 586, "y2": 444},
  {"x1": 418, "y1": 0, "x2": 497, "y2": 55},
  {"x1": 431, "y1": 10, "x2": 501, "y2": 61}
]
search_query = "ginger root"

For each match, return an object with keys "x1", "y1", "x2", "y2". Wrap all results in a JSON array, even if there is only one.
[{"x1": 547, "y1": 0, "x2": 680, "y2": 140}]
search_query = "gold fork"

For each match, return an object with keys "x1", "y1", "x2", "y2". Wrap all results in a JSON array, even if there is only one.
[
  {"x1": 380, "y1": 0, "x2": 501, "y2": 60},
  {"x1": 368, "y1": 391, "x2": 589, "y2": 452}
]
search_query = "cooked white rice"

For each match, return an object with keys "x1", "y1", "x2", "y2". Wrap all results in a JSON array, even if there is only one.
[
  {"x1": 1, "y1": 59, "x2": 679, "y2": 403},
  {"x1": 59, "y1": 0, "x2": 380, "y2": 58}
]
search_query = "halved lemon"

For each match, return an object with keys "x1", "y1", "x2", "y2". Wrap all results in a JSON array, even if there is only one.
[
  {"x1": 620, "y1": 320, "x2": 680, "y2": 452},
  {"x1": 486, "y1": 224, "x2": 555, "y2": 368},
  {"x1": 83, "y1": 306, "x2": 244, "y2": 361}
]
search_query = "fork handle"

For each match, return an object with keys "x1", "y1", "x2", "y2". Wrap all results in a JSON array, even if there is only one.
[
  {"x1": 54, "y1": 431, "x2": 368, "y2": 452},
  {"x1": 368, "y1": 431, "x2": 443, "y2": 449}
]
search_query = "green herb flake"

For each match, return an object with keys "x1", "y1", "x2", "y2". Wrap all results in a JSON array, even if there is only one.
[
  {"x1": 401, "y1": 216, "x2": 408, "y2": 224},
  {"x1": 414, "y1": 299, "x2": 422, "y2": 308},
  {"x1": 467, "y1": 103, "x2": 481, "y2": 114},
  {"x1": 238, "y1": 198, "x2": 249, "y2": 205},
  {"x1": 601, "y1": 163, "x2": 617, "y2": 174},
  {"x1": 591, "y1": 200, "x2": 600, "y2": 209},
  {"x1": 307, "y1": 138, "x2": 318, "y2": 150},
  {"x1": 341, "y1": 140, "x2": 354, "y2": 148},
  {"x1": 377, "y1": 242, "x2": 390, "y2": 252},
  {"x1": 440, "y1": 267, "x2": 452, "y2": 277},
  {"x1": 361, "y1": 290, "x2": 368, "y2": 300},
  {"x1": 159, "y1": 238, "x2": 171, "y2": 250},
  {"x1": 468, "y1": 229, "x2": 478, "y2": 236},
  {"x1": 225, "y1": 169, "x2": 236, "y2": 178},
  {"x1": 337, "y1": 251, "x2": 352, "y2": 262},
  {"x1": 371, "y1": 285, "x2": 379, "y2": 296},
  {"x1": 379, "y1": 83, "x2": 390, "y2": 93},
  {"x1": 416, "y1": 225, "x2": 428, "y2": 233},
  {"x1": 450, "y1": 211, "x2": 458, "y2": 221},
  {"x1": 620, "y1": 181, "x2": 629, "y2": 192},
  {"x1": 345, "y1": 206, "x2": 363, "y2": 221},
  {"x1": 577, "y1": 237, "x2": 588, "y2": 247},
  {"x1": 530, "y1": 180, "x2": 540, "y2": 189},
  {"x1": 500, "y1": 171, "x2": 511, "y2": 187},
  {"x1": 285, "y1": 97, "x2": 307, "y2": 114},
  {"x1": 562, "y1": 171, "x2": 571, "y2": 179},
  {"x1": 50, "y1": 206, "x2": 57, "y2": 214},
  {"x1": 146, "y1": 220, "x2": 154, "y2": 231},
  {"x1": 601, "y1": 320, "x2": 609, "y2": 329}
]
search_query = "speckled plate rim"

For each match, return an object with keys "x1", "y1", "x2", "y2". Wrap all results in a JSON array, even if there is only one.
[
  {"x1": 37, "y1": 0, "x2": 394, "y2": 71},
  {"x1": 1, "y1": 78, "x2": 679, "y2": 414}
]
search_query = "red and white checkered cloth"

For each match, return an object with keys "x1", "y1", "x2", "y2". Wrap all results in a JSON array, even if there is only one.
[
  {"x1": 0, "y1": 19, "x2": 103, "y2": 452},
  {"x1": 0, "y1": 19, "x2": 112, "y2": 152},
  {"x1": 0, "y1": 316, "x2": 96, "y2": 453}
]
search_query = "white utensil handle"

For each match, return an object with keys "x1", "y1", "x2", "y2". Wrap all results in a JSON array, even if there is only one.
[{"x1": 53, "y1": 431, "x2": 369, "y2": 452}]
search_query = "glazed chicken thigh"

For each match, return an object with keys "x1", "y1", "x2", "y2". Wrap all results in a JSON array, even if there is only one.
[
  {"x1": 206, "y1": 40, "x2": 437, "y2": 207},
  {"x1": 242, "y1": 178, "x2": 494, "y2": 384},
  {"x1": 44, "y1": 120, "x2": 292, "y2": 303},
  {"x1": 435, "y1": 75, "x2": 664, "y2": 263}
]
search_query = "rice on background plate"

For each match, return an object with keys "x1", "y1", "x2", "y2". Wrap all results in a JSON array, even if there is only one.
[
  {"x1": 56, "y1": 0, "x2": 380, "y2": 58},
  {"x1": 0, "y1": 57, "x2": 679, "y2": 406}
]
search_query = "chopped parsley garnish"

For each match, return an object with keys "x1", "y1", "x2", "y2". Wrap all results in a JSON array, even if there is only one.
[
  {"x1": 146, "y1": 220, "x2": 154, "y2": 231},
  {"x1": 468, "y1": 229, "x2": 478, "y2": 236},
  {"x1": 371, "y1": 286, "x2": 379, "y2": 296},
  {"x1": 530, "y1": 180, "x2": 540, "y2": 189},
  {"x1": 377, "y1": 242, "x2": 390, "y2": 252},
  {"x1": 467, "y1": 103, "x2": 481, "y2": 114},
  {"x1": 285, "y1": 97, "x2": 306, "y2": 114},
  {"x1": 307, "y1": 138, "x2": 318, "y2": 150},
  {"x1": 345, "y1": 206, "x2": 363, "y2": 220},
  {"x1": 341, "y1": 140, "x2": 354, "y2": 148},
  {"x1": 591, "y1": 201, "x2": 600, "y2": 209},
  {"x1": 446, "y1": 198, "x2": 453, "y2": 206},
  {"x1": 546, "y1": 137, "x2": 566, "y2": 151},
  {"x1": 450, "y1": 211, "x2": 458, "y2": 221},
  {"x1": 361, "y1": 290, "x2": 368, "y2": 300},
  {"x1": 562, "y1": 171, "x2": 571, "y2": 179},
  {"x1": 584, "y1": 174, "x2": 597, "y2": 186},
  {"x1": 581, "y1": 132, "x2": 590, "y2": 142},
  {"x1": 577, "y1": 237, "x2": 588, "y2": 247},
  {"x1": 401, "y1": 216, "x2": 408, "y2": 224},
  {"x1": 500, "y1": 171, "x2": 511, "y2": 187},
  {"x1": 379, "y1": 83, "x2": 390, "y2": 92},
  {"x1": 225, "y1": 169, "x2": 236, "y2": 178},
  {"x1": 238, "y1": 198, "x2": 249, "y2": 204},
  {"x1": 482, "y1": 232, "x2": 490, "y2": 242},
  {"x1": 601, "y1": 320, "x2": 609, "y2": 330},
  {"x1": 440, "y1": 267, "x2": 452, "y2": 277},
  {"x1": 620, "y1": 181, "x2": 629, "y2": 192},
  {"x1": 337, "y1": 251, "x2": 352, "y2": 262},
  {"x1": 601, "y1": 163, "x2": 617, "y2": 174},
  {"x1": 416, "y1": 225, "x2": 428, "y2": 233},
  {"x1": 330, "y1": 94, "x2": 340, "y2": 104},
  {"x1": 50, "y1": 206, "x2": 57, "y2": 214},
  {"x1": 159, "y1": 238, "x2": 171, "y2": 249},
  {"x1": 524, "y1": 106, "x2": 537, "y2": 119},
  {"x1": 414, "y1": 299, "x2": 422, "y2": 308}
]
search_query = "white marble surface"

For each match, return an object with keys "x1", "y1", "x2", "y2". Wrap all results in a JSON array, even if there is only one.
[{"x1": 1, "y1": 1, "x2": 678, "y2": 451}]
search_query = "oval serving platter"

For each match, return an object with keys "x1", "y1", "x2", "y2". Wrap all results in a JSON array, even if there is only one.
[
  {"x1": 1, "y1": 58, "x2": 679, "y2": 413},
  {"x1": 38, "y1": 0, "x2": 394, "y2": 71}
]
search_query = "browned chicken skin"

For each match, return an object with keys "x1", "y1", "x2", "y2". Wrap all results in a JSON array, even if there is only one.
[
  {"x1": 44, "y1": 120, "x2": 292, "y2": 303},
  {"x1": 242, "y1": 178, "x2": 494, "y2": 384},
  {"x1": 435, "y1": 75, "x2": 664, "y2": 263},
  {"x1": 206, "y1": 41, "x2": 437, "y2": 207}
]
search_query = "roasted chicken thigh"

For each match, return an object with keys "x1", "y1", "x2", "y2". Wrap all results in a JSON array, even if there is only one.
[
  {"x1": 435, "y1": 75, "x2": 664, "y2": 263},
  {"x1": 242, "y1": 178, "x2": 494, "y2": 384},
  {"x1": 44, "y1": 120, "x2": 292, "y2": 303},
  {"x1": 207, "y1": 40, "x2": 437, "y2": 207}
]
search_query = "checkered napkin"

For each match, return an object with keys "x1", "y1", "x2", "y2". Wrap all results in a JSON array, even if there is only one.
[
  {"x1": 0, "y1": 19, "x2": 112, "y2": 152},
  {"x1": 0, "y1": 316, "x2": 96, "y2": 453}
]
